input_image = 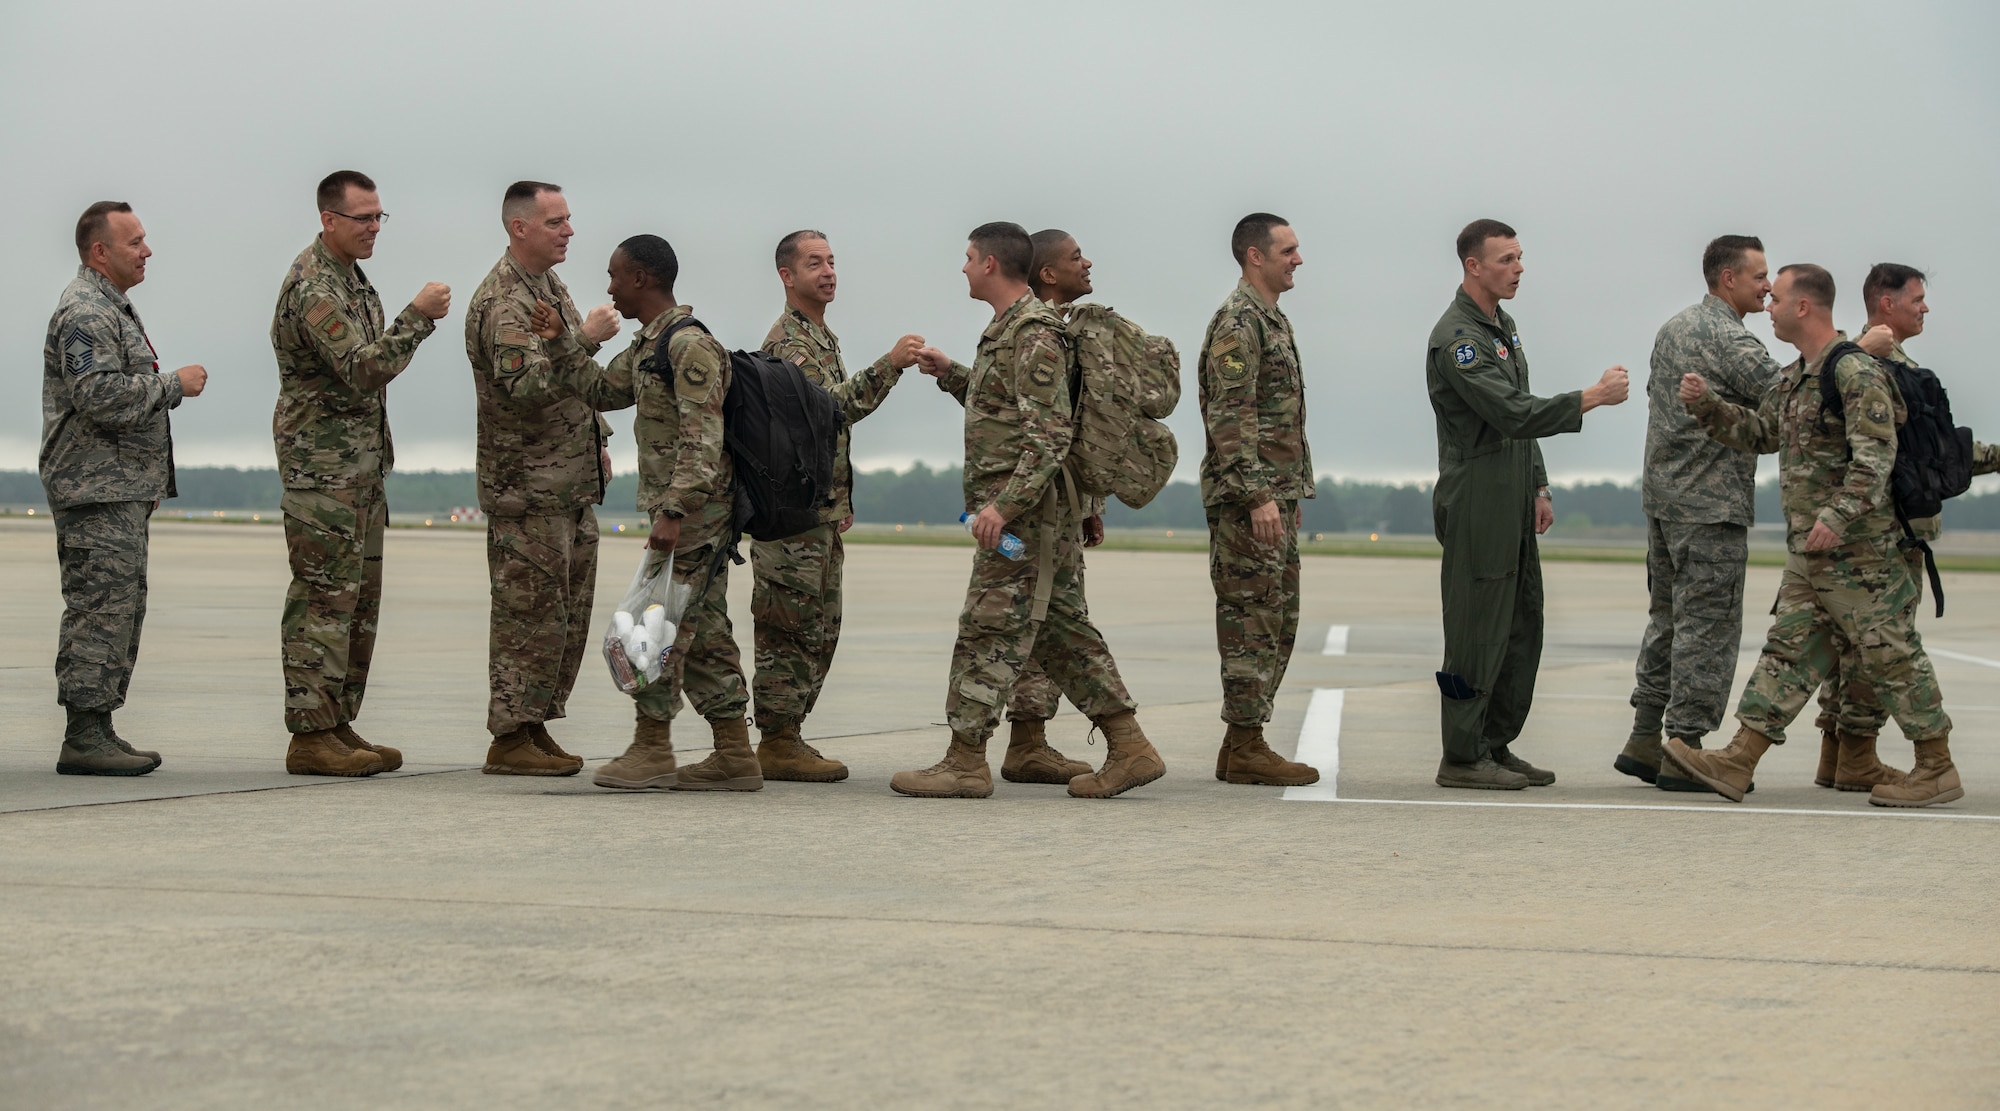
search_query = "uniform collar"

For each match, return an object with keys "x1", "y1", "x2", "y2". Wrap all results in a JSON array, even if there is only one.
[
  {"x1": 1700, "y1": 292, "x2": 1743, "y2": 321},
  {"x1": 1803, "y1": 331, "x2": 1852, "y2": 377},
  {"x1": 786, "y1": 304, "x2": 837, "y2": 347},
  {"x1": 78, "y1": 264, "x2": 133, "y2": 312},
  {"x1": 981, "y1": 291, "x2": 1039, "y2": 341},
  {"x1": 1453, "y1": 285, "x2": 1506, "y2": 330},
  {"x1": 310, "y1": 236, "x2": 368, "y2": 291},
  {"x1": 501, "y1": 249, "x2": 557, "y2": 295},
  {"x1": 1235, "y1": 277, "x2": 1281, "y2": 318}
]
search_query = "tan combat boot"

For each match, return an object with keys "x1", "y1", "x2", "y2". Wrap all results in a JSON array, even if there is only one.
[
  {"x1": 1217, "y1": 723, "x2": 1319, "y2": 786},
  {"x1": 1435, "y1": 754, "x2": 1528, "y2": 790},
  {"x1": 1870, "y1": 736, "x2": 1964, "y2": 808},
  {"x1": 1814, "y1": 728, "x2": 1839, "y2": 788},
  {"x1": 484, "y1": 726, "x2": 577, "y2": 776},
  {"x1": 57, "y1": 710, "x2": 158, "y2": 776},
  {"x1": 756, "y1": 720, "x2": 848, "y2": 783},
  {"x1": 1069, "y1": 711, "x2": 1167, "y2": 798},
  {"x1": 99, "y1": 711, "x2": 162, "y2": 770},
  {"x1": 1833, "y1": 730, "x2": 1903, "y2": 792},
  {"x1": 525, "y1": 722, "x2": 582, "y2": 775},
  {"x1": 287, "y1": 728, "x2": 384, "y2": 777},
  {"x1": 1492, "y1": 744, "x2": 1556, "y2": 786},
  {"x1": 1614, "y1": 732, "x2": 1662, "y2": 783},
  {"x1": 1001, "y1": 718, "x2": 1090, "y2": 784},
  {"x1": 672, "y1": 716, "x2": 765, "y2": 791},
  {"x1": 890, "y1": 733, "x2": 993, "y2": 798},
  {"x1": 594, "y1": 710, "x2": 677, "y2": 790},
  {"x1": 1661, "y1": 727, "x2": 1772, "y2": 803},
  {"x1": 335, "y1": 723, "x2": 402, "y2": 773}
]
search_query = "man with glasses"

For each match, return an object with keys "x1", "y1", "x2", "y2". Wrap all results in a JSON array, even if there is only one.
[{"x1": 270, "y1": 169, "x2": 451, "y2": 776}]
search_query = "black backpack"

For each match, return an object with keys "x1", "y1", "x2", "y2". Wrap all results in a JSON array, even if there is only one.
[
  {"x1": 1818, "y1": 340, "x2": 1975, "y2": 615},
  {"x1": 655, "y1": 317, "x2": 844, "y2": 549}
]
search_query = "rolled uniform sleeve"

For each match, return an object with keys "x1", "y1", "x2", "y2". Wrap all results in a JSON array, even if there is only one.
[
  {"x1": 655, "y1": 331, "x2": 729, "y2": 519},
  {"x1": 64, "y1": 311, "x2": 181, "y2": 431},
  {"x1": 1820, "y1": 354, "x2": 1898, "y2": 537},
  {"x1": 990, "y1": 328, "x2": 1073, "y2": 522}
]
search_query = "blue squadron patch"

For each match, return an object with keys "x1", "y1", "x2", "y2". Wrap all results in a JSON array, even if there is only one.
[
  {"x1": 1494, "y1": 339, "x2": 1511, "y2": 359},
  {"x1": 1511, "y1": 331, "x2": 1522, "y2": 349},
  {"x1": 63, "y1": 329, "x2": 94, "y2": 376},
  {"x1": 1453, "y1": 342, "x2": 1476, "y2": 368}
]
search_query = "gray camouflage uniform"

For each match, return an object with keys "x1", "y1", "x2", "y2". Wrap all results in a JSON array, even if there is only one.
[
  {"x1": 40, "y1": 266, "x2": 183, "y2": 712},
  {"x1": 1630, "y1": 294, "x2": 1779, "y2": 743}
]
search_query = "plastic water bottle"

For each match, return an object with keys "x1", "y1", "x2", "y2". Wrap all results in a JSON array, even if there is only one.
[{"x1": 960, "y1": 512, "x2": 1028, "y2": 561}]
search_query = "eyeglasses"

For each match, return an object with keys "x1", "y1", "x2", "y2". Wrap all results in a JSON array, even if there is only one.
[{"x1": 326, "y1": 210, "x2": 389, "y2": 227}]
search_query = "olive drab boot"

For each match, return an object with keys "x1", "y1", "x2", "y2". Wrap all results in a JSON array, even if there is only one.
[
  {"x1": 756, "y1": 720, "x2": 849, "y2": 783},
  {"x1": 594, "y1": 710, "x2": 677, "y2": 790},
  {"x1": 335, "y1": 723, "x2": 402, "y2": 773},
  {"x1": 1492, "y1": 744, "x2": 1555, "y2": 786},
  {"x1": 1435, "y1": 754, "x2": 1528, "y2": 790},
  {"x1": 1068, "y1": 711, "x2": 1167, "y2": 799},
  {"x1": 890, "y1": 733, "x2": 993, "y2": 798},
  {"x1": 1833, "y1": 731, "x2": 1904, "y2": 792},
  {"x1": 1001, "y1": 718, "x2": 1090, "y2": 784},
  {"x1": 57, "y1": 709, "x2": 157, "y2": 776},
  {"x1": 287, "y1": 728, "x2": 384, "y2": 777},
  {"x1": 1215, "y1": 723, "x2": 1319, "y2": 787},
  {"x1": 483, "y1": 726, "x2": 576, "y2": 776},
  {"x1": 99, "y1": 711, "x2": 162, "y2": 771},
  {"x1": 672, "y1": 716, "x2": 764, "y2": 792},
  {"x1": 1614, "y1": 732, "x2": 1662, "y2": 783},
  {"x1": 1870, "y1": 736, "x2": 1964, "y2": 808},
  {"x1": 524, "y1": 722, "x2": 582, "y2": 775},
  {"x1": 1814, "y1": 728, "x2": 1839, "y2": 789},
  {"x1": 1661, "y1": 727, "x2": 1773, "y2": 803}
]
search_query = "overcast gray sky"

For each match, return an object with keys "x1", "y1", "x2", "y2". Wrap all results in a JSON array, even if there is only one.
[{"x1": 6, "y1": 0, "x2": 1996, "y2": 485}]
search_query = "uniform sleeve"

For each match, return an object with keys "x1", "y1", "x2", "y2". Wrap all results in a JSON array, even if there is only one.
[
  {"x1": 990, "y1": 326, "x2": 1073, "y2": 521},
  {"x1": 290, "y1": 283, "x2": 435, "y2": 393},
  {"x1": 1532, "y1": 444, "x2": 1549, "y2": 490},
  {"x1": 1198, "y1": 315, "x2": 1271, "y2": 506},
  {"x1": 1686, "y1": 380, "x2": 1781, "y2": 455},
  {"x1": 654, "y1": 332, "x2": 730, "y2": 519},
  {"x1": 61, "y1": 308, "x2": 181, "y2": 432},
  {"x1": 933, "y1": 360, "x2": 972, "y2": 404},
  {"x1": 1705, "y1": 326, "x2": 1781, "y2": 405},
  {"x1": 1973, "y1": 440, "x2": 2000, "y2": 477},
  {"x1": 1820, "y1": 353, "x2": 1898, "y2": 537},
  {"x1": 825, "y1": 352, "x2": 902, "y2": 427},
  {"x1": 487, "y1": 296, "x2": 606, "y2": 405},
  {"x1": 1434, "y1": 336, "x2": 1584, "y2": 442},
  {"x1": 594, "y1": 333, "x2": 650, "y2": 415}
]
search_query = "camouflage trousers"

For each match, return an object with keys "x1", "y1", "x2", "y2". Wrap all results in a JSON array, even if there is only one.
[
  {"x1": 1814, "y1": 547, "x2": 1930, "y2": 739},
  {"x1": 1207, "y1": 500, "x2": 1300, "y2": 726},
  {"x1": 1735, "y1": 543, "x2": 1949, "y2": 744},
  {"x1": 1006, "y1": 658, "x2": 1065, "y2": 721},
  {"x1": 750, "y1": 523, "x2": 843, "y2": 732},
  {"x1": 53, "y1": 500, "x2": 152, "y2": 712},
  {"x1": 945, "y1": 496, "x2": 1135, "y2": 743},
  {"x1": 485, "y1": 508, "x2": 598, "y2": 736},
  {"x1": 279, "y1": 483, "x2": 386, "y2": 734},
  {"x1": 1628, "y1": 518, "x2": 1748, "y2": 743},
  {"x1": 634, "y1": 540, "x2": 748, "y2": 724}
]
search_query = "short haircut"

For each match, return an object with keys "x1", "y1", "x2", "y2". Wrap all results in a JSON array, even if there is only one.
[
  {"x1": 1231, "y1": 213, "x2": 1289, "y2": 266},
  {"x1": 502, "y1": 180, "x2": 562, "y2": 224},
  {"x1": 1455, "y1": 219, "x2": 1517, "y2": 265},
  {"x1": 1701, "y1": 235, "x2": 1764, "y2": 288},
  {"x1": 1778, "y1": 263, "x2": 1836, "y2": 310},
  {"x1": 618, "y1": 234, "x2": 679, "y2": 290},
  {"x1": 968, "y1": 221, "x2": 1033, "y2": 282},
  {"x1": 316, "y1": 170, "x2": 377, "y2": 213},
  {"x1": 1862, "y1": 262, "x2": 1926, "y2": 309},
  {"x1": 74, "y1": 201, "x2": 133, "y2": 261},
  {"x1": 775, "y1": 229, "x2": 829, "y2": 272},
  {"x1": 1029, "y1": 228, "x2": 1074, "y2": 294}
]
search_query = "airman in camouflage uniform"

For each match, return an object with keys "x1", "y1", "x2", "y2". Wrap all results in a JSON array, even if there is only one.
[
  {"x1": 894, "y1": 222, "x2": 1162, "y2": 799},
  {"x1": 1664, "y1": 263, "x2": 1961, "y2": 808},
  {"x1": 1617, "y1": 237, "x2": 1779, "y2": 789},
  {"x1": 41, "y1": 201, "x2": 204, "y2": 775},
  {"x1": 270, "y1": 170, "x2": 449, "y2": 777},
  {"x1": 590, "y1": 234, "x2": 760, "y2": 793},
  {"x1": 465, "y1": 183, "x2": 630, "y2": 776},
  {"x1": 1198, "y1": 215, "x2": 1319, "y2": 788},
  {"x1": 748, "y1": 230, "x2": 920, "y2": 782}
]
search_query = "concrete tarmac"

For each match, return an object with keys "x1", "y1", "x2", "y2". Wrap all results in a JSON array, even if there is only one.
[{"x1": 2, "y1": 518, "x2": 1996, "y2": 1109}]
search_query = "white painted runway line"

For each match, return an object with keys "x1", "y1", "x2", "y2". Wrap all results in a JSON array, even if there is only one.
[
  {"x1": 1930, "y1": 647, "x2": 2000, "y2": 670},
  {"x1": 1321, "y1": 624, "x2": 1349, "y2": 656},
  {"x1": 1279, "y1": 685, "x2": 1998, "y2": 820}
]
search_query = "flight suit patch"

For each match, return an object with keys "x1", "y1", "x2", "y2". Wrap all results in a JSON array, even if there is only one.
[
  {"x1": 1494, "y1": 339, "x2": 1511, "y2": 360},
  {"x1": 1453, "y1": 342, "x2": 1477, "y2": 368}
]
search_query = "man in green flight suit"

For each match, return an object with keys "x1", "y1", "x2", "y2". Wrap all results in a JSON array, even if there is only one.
[{"x1": 1426, "y1": 219, "x2": 1630, "y2": 789}]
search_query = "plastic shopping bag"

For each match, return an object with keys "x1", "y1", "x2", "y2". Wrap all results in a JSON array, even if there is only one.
[{"x1": 602, "y1": 546, "x2": 694, "y2": 695}]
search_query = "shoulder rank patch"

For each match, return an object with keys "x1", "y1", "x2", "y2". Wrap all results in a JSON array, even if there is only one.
[
  {"x1": 1494, "y1": 339, "x2": 1510, "y2": 360},
  {"x1": 63, "y1": 328, "x2": 95, "y2": 376},
  {"x1": 1452, "y1": 342, "x2": 1477, "y2": 368}
]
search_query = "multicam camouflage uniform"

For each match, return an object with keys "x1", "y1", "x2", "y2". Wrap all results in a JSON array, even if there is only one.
[
  {"x1": 270, "y1": 237, "x2": 436, "y2": 733},
  {"x1": 465, "y1": 252, "x2": 632, "y2": 735},
  {"x1": 1689, "y1": 335, "x2": 1949, "y2": 745},
  {"x1": 1199, "y1": 279, "x2": 1314, "y2": 727},
  {"x1": 1629, "y1": 294, "x2": 1780, "y2": 744},
  {"x1": 750, "y1": 307, "x2": 901, "y2": 733},
  {"x1": 40, "y1": 266, "x2": 182, "y2": 712},
  {"x1": 623, "y1": 307, "x2": 748, "y2": 725},
  {"x1": 1814, "y1": 337, "x2": 2000, "y2": 739},
  {"x1": 931, "y1": 292, "x2": 1135, "y2": 743}
]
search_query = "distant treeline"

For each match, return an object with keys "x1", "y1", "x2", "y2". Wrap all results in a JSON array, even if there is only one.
[{"x1": 10, "y1": 466, "x2": 2000, "y2": 531}]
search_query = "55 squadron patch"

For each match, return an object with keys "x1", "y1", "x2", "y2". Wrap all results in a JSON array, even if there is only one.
[
  {"x1": 1453, "y1": 342, "x2": 1476, "y2": 368},
  {"x1": 63, "y1": 329, "x2": 95, "y2": 376}
]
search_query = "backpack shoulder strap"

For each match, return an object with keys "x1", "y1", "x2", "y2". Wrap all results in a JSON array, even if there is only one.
[
  {"x1": 652, "y1": 315, "x2": 709, "y2": 374},
  {"x1": 1816, "y1": 340, "x2": 1866, "y2": 421}
]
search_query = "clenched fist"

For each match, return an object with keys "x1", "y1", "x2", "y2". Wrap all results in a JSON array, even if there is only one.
[
  {"x1": 412, "y1": 282, "x2": 451, "y2": 321},
  {"x1": 889, "y1": 334, "x2": 927, "y2": 370},
  {"x1": 1583, "y1": 365, "x2": 1629, "y2": 411},
  {"x1": 175, "y1": 364, "x2": 208, "y2": 397},
  {"x1": 582, "y1": 303, "x2": 620, "y2": 344},
  {"x1": 1679, "y1": 373, "x2": 1708, "y2": 404}
]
